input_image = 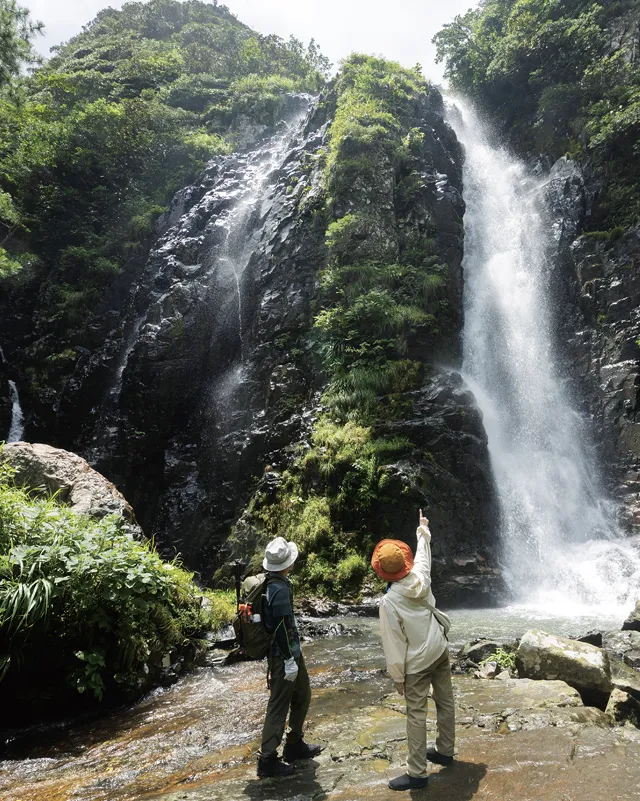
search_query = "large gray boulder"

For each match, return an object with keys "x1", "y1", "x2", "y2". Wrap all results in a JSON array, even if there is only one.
[
  {"x1": 0, "y1": 441, "x2": 141, "y2": 537},
  {"x1": 622, "y1": 600, "x2": 640, "y2": 632},
  {"x1": 516, "y1": 629, "x2": 612, "y2": 708}
]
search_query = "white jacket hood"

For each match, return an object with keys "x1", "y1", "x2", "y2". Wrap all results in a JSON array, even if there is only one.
[{"x1": 391, "y1": 568, "x2": 429, "y2": 599}]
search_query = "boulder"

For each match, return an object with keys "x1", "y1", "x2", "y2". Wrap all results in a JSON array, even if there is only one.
[
  {"x1": 605, "y1": 688, "x2": 640, "y2": 728},
  {"x1": 624, "y1": 650, "x2": 640, "y2": 670},
  {"x1": 516, "y1": 629, "x2": 612, "y2": 708},
  {"x1": 622, "y1": 600, "x2": 640, "y2": 632},
  {"x1": 574, "y1": 630, "x2": 603, "y2": 648},
  {"x1": 457, "y1": 639, "x2": 504, "y2": 663},
  {"x1": 0, "y1": 442, "x2": 141, "y2": 537},
  {"x1": 602, "y1": 629, "x2": 640, "y2": 662},
  {"x1": 610, "y1": 656, "x2": 640, "y2": 702},
  {"x1": 297, "y1": 597, "x2": 340, "y2": 617},
  {"x1": 474, "y1": 661, "x2": 499, "y2": 680}
]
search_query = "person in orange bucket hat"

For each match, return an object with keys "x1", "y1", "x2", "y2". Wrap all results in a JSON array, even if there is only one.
[{"x1": 371, "y1": 510, "x2": 455, "y2": 792}]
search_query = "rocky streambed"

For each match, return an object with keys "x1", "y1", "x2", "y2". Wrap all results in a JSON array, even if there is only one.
[{"x1": 2, "y1": 614, "x2": 640, "y2": 801}]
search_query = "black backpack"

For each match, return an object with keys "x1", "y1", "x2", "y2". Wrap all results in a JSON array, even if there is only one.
[{"x1": 232, "y1": 573, "x2": 286, "y2": 659}]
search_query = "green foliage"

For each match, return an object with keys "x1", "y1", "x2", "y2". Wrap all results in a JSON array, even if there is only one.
[
  {"x1": 326, "y1": 55, "x2": 428, "y2": 201},
  {"x1": 433, "y1": 0, "x2": 640, "y2": 225},
  {"x1": 0, "y1": 0, "x2": 328, "y2": 324},
  {"x1": 237, "y1": 56, "x2": 449, "y2": 599},
  {"x1": 0, "y1": 0, "x2": 42, "y2": 94},
  {"x1": 0, "y1": 460, "x2": 213, "y2": 703},
  {"x1": 204, "y1": 589, "x2": 235, "y2": 630},
  {"x1": 481, "y1": 647, "x2": 516, "y2": 671}
]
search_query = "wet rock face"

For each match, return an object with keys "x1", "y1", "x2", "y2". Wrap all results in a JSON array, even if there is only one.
[
  {"x1": 380, "y1": 370, "x2": 501, "y2": 604},
  {"x1": 0, "y1": 441, "x2": 141, "y2": 536},
  {"x1": 78, "y1": 102, "x2": 329, "y2": 567},
  {"x1": 542, "y1": 158, "x2": 640, "y2": 525},
  {"x1": 623, "y1": 600, "x2": 640, "y2": 631},
  {"x1": 61, "y1": 89, "x2": 495, "y2": 588}
]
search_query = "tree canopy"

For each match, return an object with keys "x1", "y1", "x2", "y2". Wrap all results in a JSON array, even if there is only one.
[
  {"x1": 0, "y1": 0, "x2": 329, "y2": 295},
  {"x1": 0, "y1": 0, "x2": 42, "y2": 93}
]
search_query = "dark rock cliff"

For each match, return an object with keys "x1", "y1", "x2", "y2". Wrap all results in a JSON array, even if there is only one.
[
  {"x1": 538, "y1": 156, "x2": 640, "y2": 528},
  {"x1": 1, "y1": 85, "x2": 500, "y2": 604}
]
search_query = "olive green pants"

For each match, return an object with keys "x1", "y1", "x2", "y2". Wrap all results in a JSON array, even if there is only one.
[
  {"x1": 260, "y1": 654, "x2": 311, "y2": 759},
  {"x1": 404, "y1": 648, "x2": 456, "y2": 778}
]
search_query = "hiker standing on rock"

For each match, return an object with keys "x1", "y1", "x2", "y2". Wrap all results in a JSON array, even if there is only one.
[
  {"x1": 372, "y1": 510, "x2": 456, "y2": 791},
  {"x1": 257, "y1": 536, "x2": 323, "y2": 778}
]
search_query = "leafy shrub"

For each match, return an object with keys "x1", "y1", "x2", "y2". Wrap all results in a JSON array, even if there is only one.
[
  {"x1": 204, "y1": 589, "x2": 236, "y2": 631},
  {"x1": 0, "y1": 460, "x2": 214, "y2": 704},
  {"x1": 481, "y1": 648, "x2": 516, "y2": 672}
]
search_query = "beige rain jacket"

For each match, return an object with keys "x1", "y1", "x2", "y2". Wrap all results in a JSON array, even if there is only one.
[{"x1": 378, "y1": 524, "x2": 447, "y2": 684}]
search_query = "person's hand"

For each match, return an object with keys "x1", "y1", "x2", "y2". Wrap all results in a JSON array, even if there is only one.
[
  {"x1": 395, "y1": 681, "x2": 405, "y2": 697},
  {"x1": 419, "y1": 508, "x2": 429, "y2": 528},
  {"x1": 284, "y1": 657, "x2": 299, "y2": 682}
]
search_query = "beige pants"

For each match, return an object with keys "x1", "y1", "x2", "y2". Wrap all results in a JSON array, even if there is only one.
[{"x1": 404, "y1": 648, "x2": 455, "y2": 778}]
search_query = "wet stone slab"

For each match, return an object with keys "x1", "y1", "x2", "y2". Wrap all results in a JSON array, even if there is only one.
[{"x1": 1, "y1": 627, "x2": 640, "y2": 801}]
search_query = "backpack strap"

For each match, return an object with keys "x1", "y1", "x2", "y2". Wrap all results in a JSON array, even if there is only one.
[{"x1": 420, "y1": 598, "x2": 451, "y2": 639}]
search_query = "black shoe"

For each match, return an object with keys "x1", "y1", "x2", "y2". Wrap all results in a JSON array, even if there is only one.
[
  {"x1": 283, "y1": 739, "x2": 324, "y2": 761},
  {"x1": 427, "y1": 747, "x2": 454, "y2": 766},
  {"x1": 389, "y1": 773, "x2": 428, "y2": 791},
  {"x1": 257, "y1": 756, "x2": 295, "y2": 778}
]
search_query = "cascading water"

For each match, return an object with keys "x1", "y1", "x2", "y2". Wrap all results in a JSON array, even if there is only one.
[
  {"x1": 6, "y1": 380, "x2": 24, "y2": 443},
  {"x1": 448, "y1": 98, "x2": 640, "y2": 615},
  {"x1": 84, "y1": 104, "x2": 310, "y2": 468}
]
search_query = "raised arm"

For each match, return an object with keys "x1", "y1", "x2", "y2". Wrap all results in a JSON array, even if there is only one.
[{"x1": 412, "y1": 509, "x2": 432, "y2": 593}]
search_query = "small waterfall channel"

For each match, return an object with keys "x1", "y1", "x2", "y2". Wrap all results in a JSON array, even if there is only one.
[
  {"x1": 448, "y1": 99, "x2": 640, "y2": 615},
  {"x1": 2, "y1": 347, "x2": 24, "y2": 443},
  {"x1": 86, "y1": 102, "x2": 311, "y2": 466},
  {"x1": 6, "y1": 382, "x2": 24, "y2": 443}
]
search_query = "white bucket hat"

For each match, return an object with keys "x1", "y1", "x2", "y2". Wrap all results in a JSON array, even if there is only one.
[{"x1": 263, "y1": 536, "x2": 299, "y2": 572}]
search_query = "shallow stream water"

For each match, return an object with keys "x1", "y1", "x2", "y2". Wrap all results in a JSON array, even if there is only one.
[{"x1": 0, "y1": 607, "x2": 630, "y2": 801}]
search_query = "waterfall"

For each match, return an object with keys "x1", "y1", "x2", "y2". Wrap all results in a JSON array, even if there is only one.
[
  {"x1": 83, "y1": 104, "x2": 311, "y2": 470},
  {"x1": 7, "y1": 380, "x2": 24, "y2": 443},
  {"x1": 448, "y1": 98, "x2": 640, "y2": 614},
  {"x1": 213, "y1": 113, "x2": 310, "y2": 364}
]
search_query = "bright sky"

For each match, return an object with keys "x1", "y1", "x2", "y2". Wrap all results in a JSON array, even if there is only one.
[{"x1": 27, "y1": 0, "x2": 476, "y2": 83}]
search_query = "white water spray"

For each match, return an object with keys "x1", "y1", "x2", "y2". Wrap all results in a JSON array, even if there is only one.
[
  {"x1": 7, "y1": 380, "x2": 24, "y2": 443},
  {"x1": 448, "y1": 98, "x2": 640, "y2": 615},
  {"x1": 214, "y1": 115, "x2": 307, "y2": 362}
]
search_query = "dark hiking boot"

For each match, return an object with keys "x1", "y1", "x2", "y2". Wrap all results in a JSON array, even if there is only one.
[
  {"x1": 388, "y1": 773, "x2": 428, "y2": 791},
  {"x1": 427, "y1": 747, "x2": 454, "y2": 766},
  {"x1": 283, "y1": 739, "x2": 324, "y2": 761},
  {"x1": 257, "y1": 756, "x2": 295, "y2": 778}
]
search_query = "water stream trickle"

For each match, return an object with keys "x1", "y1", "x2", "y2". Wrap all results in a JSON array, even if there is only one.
[
  {"x1": 212, "y1": 116, "x2": 306, "y2": 363},
  {"x1": 447, "y1": 98, "x2": 640, "y2": 614},
  {"x1": 7, "y1": 380, "x2": 24, "y2": 443}
]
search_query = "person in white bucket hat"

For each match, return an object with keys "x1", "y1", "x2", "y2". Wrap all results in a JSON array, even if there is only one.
[{"x1": 257, "y1": 537, "x2": 324, "y2": 778}]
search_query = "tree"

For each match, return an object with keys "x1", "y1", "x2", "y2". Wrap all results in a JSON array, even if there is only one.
[{"x1": 0, "y1": 0, "x2": 43, "y2": 94}]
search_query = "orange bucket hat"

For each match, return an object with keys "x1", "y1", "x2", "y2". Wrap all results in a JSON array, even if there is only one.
[{"x1": 371, "y1": 539, "x2": 414, "y2": 581}]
